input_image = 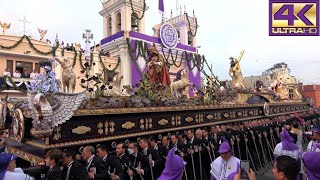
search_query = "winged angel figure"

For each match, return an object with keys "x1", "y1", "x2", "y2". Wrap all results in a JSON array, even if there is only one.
[
  {"x1": 0, "y1": 21, "x2": 11, "y2": 34},
  {"x1": 27, "y1": 91, "x2": 85, "y2": 137},
  {"x1": 25, "y1": 60, "x2": 86, "y2": 138}
]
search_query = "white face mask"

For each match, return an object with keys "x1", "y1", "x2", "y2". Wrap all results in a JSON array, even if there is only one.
[{"x1": 127, "y1": 148, "x2": 134, "y2": 155}]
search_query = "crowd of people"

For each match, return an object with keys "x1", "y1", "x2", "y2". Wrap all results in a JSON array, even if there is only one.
[
  {"x1": 0, "y1": 111, "x2": 319, "y2": 180},
  {"x1": 2, "y1": 68, "x2": 39, "y2": 79}
]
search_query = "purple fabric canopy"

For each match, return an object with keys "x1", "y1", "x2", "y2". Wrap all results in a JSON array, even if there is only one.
[{"x1": 280, "y1": 130, "x2": 299, "y2": 151}]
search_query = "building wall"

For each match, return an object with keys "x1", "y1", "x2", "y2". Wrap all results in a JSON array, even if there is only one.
[
  {"x1": 243, "y1": 75, "x2": 271, "y2": 89},
  {"x1": 301, "y1": 85, "x2": 320, "y2": 107},
  {"x1": 0, "y1": 34, "x2": 117, "y2": 93}
]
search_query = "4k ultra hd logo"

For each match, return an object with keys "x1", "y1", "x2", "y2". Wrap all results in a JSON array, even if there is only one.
[{"x1": 269, "y1": 0, "x2": 319, "y2": 36}]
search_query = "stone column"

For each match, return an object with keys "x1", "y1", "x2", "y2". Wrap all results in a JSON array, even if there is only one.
[
  {"x1": 119, "y1": 45, "x2": 131, "y2": 86},
  {"x1": 111, "y1": 12, "x2": 117, "y2": 35}
]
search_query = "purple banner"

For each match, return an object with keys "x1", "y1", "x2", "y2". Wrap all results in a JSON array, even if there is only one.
[
  {"x1": 129, "y1": 31, "x2": 196, "y2": 52},
  {"x1": 159, "y1": 0, "x2": 164, "y2": 12},
  {"x1": 100, "y1": 31, "x2": 125, "y2": 45},
  {"x1": 130, "y1": 40, "x2": 152, "y2": 86},
  {"x1": 187, "y1": 61, "x2": 201, "y2": 97}
]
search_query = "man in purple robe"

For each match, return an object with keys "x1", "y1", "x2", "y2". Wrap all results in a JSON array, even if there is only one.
[
  {"x1": 210, "y1": 141, "x2": 240, "y2": 180},
  {"x1": 274, "y1": 130, "x2": 299, "y2": 160},
  {"x1": 158, "y1": 147, "x2": 186, "y2": 180}
]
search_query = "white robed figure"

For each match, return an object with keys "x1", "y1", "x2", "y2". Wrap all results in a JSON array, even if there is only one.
[
  {"x1": 306, "y1": 128, "x2": 320, "y2": 152},
  {"x1": 0, "y1": 153, "x2": 34, "y2": 180},
  {"x1": 210, "y1": 141, "x2": 240, "y2": 180}
]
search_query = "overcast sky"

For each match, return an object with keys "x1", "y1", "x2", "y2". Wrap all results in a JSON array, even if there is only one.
[{"x1": 1, "y1": 0, "x2": 320, "y2": 84}]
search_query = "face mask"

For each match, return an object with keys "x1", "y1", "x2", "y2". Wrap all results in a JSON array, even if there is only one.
[{"x1": 127, "y1": 148, "x2": 134, "y2": 155}]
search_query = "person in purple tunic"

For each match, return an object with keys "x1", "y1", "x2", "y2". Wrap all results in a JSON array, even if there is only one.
[
  {"x1": 300, "y1": 151, "x2": 320, "y2": 180},
  {"x1": 210, "y1": 141, "x2": 240, "y2": 180},
  {"x1": 158, "y1": 147, "x2": 186, "y2": 180},
  {"x1": 274, "y1": 130, "x2": 299, "y2": 160}
]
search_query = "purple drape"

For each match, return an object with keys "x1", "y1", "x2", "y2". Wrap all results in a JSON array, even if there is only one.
[{"x1": 159, "y1": 0, "x2": 164, "y2": 12}]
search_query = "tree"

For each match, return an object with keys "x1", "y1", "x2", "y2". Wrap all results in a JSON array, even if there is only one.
[{"x1": 262, "y1": 62, "x2": 291, "y2": 76}]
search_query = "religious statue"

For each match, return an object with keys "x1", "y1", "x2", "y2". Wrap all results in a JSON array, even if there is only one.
[
  {"x1": 0, "y1": 21, "x2": 11, "y2": 34},
  {"x1": 229, "y1": 50, "x2": 246, "y2": 89},
  {"x1": 147, "y1": 47, "x2": 171, "y2": 86},
  {"x1": 54, "y1": 57, "x2": 76, "y2": 93},
  {"x1": 270, "y1": 66, "x2": 302, "y2": 100},
  {"x1": 104, "y1": 75, "x2": 130, "y2": 96},
  {"x1": 170, "y1": 69, "x2": 193, "y2": 98},
  {"x1": 38, "y1": 28, "x2": 47, "y2": 41}
]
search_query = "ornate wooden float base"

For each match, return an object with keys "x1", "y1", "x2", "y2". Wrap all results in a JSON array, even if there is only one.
[{"x1": 7, "y1": 102, "x2": 311, "y2": 165}]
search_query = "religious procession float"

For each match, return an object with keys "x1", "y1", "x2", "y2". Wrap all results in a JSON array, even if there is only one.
[{"x1": 0, "y1": 0, "x2": 314, "y2": 169}]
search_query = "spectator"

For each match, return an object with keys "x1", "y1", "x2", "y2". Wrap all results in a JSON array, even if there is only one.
[
  {"x1": 274, "y1": 130, "x2": 299, "y2": 160},
  {"x1": 300, "y1": 151, "x2": 320, "y2": 180},
  {"x1": 45, "y1": 149, "x2": 63, "y2": 180},
  {"x1": 81, "y1": 146, "x2": 108, "y2": 180},
  {"x1": 272, "y1": 156, "x2": 299, "y2": 180},
  {"x1": 70, "y1": 43, "x2": 75, "y2": 51},
  {"x1": 307, "y1": 128, "x2": 320, "y2": 152},
  {"x1": 2, "y1": 68, "x2": 11, "y2": 77},
  {"x1": 13, "y1": 70, "x2": 21, "y2": 78},
  {"x1": 30, "y1": 69, "x2": 39, "y2": 79},
  {"x1": 61, "y1": 149, "x2": 88, "y2": 180},
  {"x1": 21, "y1": 70, "x2": 30, "y2": 78},
  {"x1": 66, "y1": 43, "x2": 71, "y2": 51},
  {"x1": 0, "y1": 129, "x2": 8, "y2": 153},
  {"x1": 96, "y1": 144, "x2": 124, "y2": 180},
  {"x1": 0, "y1": 153, "x2": 34, "y2": 180},
  {"x1": 291, "y1": 121, "x2": 303, "y2": 151}
]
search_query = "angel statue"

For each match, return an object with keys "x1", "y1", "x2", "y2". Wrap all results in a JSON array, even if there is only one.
[
  {"x1": 24, "y1": 60, "x2": 85, "y2": 138},
  {"x1": 27, "y1": 91, "x2": 85, "y2": 138},
  {"x1": 0, "y1": 21, "x2": 11, "y2": 34},
  {"x1": 229, "y1": 50, "x2": 246, "y2": 89},
  {"x1": 38, "y1": 28, "x2": 48, "y2": 41}
]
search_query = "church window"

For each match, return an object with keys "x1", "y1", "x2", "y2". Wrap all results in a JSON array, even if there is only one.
[
  {"x1": 116, "y1": 12, "x2": 121, "y2": 32},
  {"x1": 107, "y1": 17, "x2": 112, "y2": 36},
  {"x1": 16, "y1": 61, "x2": 32, "y2": 75},
  {"x1": 131, "y1": 13, "x2": 139, "y2": 32},
  {"x1": 289, "y1": 89, "x2": 294, "y2": 99},
  {"x1": 6, "y1": 60, "x2": 13, "y2": 75}
]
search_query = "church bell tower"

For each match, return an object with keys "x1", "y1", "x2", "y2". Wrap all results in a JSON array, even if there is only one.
[
  {"x1": 99, "y1": 0, "x2": 148, "y2": 38},
  {"x1": 167, "y1": 6, "x2": 199, "y2": 47}
]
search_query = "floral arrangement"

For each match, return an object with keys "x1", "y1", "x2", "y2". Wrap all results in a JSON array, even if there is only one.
[{"x1": 27, "y1": 60, "x2": 61, "y2": 94}]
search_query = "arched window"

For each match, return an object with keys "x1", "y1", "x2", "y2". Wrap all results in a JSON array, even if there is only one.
[
  {"x1": 116, "y1": 12, "x2": 121, "y2": 32},
  {"x1": 131, "y1": 12, "x2": 139, "y2": 32},
  {"x1": 107, "y1": 17, "x2": 112, "y2": 36},
  {"x1": 188, "y1": 31, "x2": 193, "y2": 45}
]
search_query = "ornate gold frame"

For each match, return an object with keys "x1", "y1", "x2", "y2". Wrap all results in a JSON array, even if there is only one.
[
  {"x1": 22, "y1": 109, "x2": 308, "y2": 149},
  {"x1": 6, "y1": 146, "x2": 44, "y2": 165},
  {"x1": 74, "y1": 102, "x2": 307, "y2": 116}
]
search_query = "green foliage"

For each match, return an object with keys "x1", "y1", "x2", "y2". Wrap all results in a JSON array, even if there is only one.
[
  {"x1": 262, "y1": 62, "x2": 291, "y2": 76},
  {"x1": 135, "y1": 75, "x2": 171, "y2": 101},
  {"x1": 0, "y1": 35, "x2": 59, "y2": 56},
  {"x1": 129, "y1": 0, "x2": 146, "y2": 20},
  {"x1": 79, "y1": 63, "x2": 106, "y2": 99}
]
